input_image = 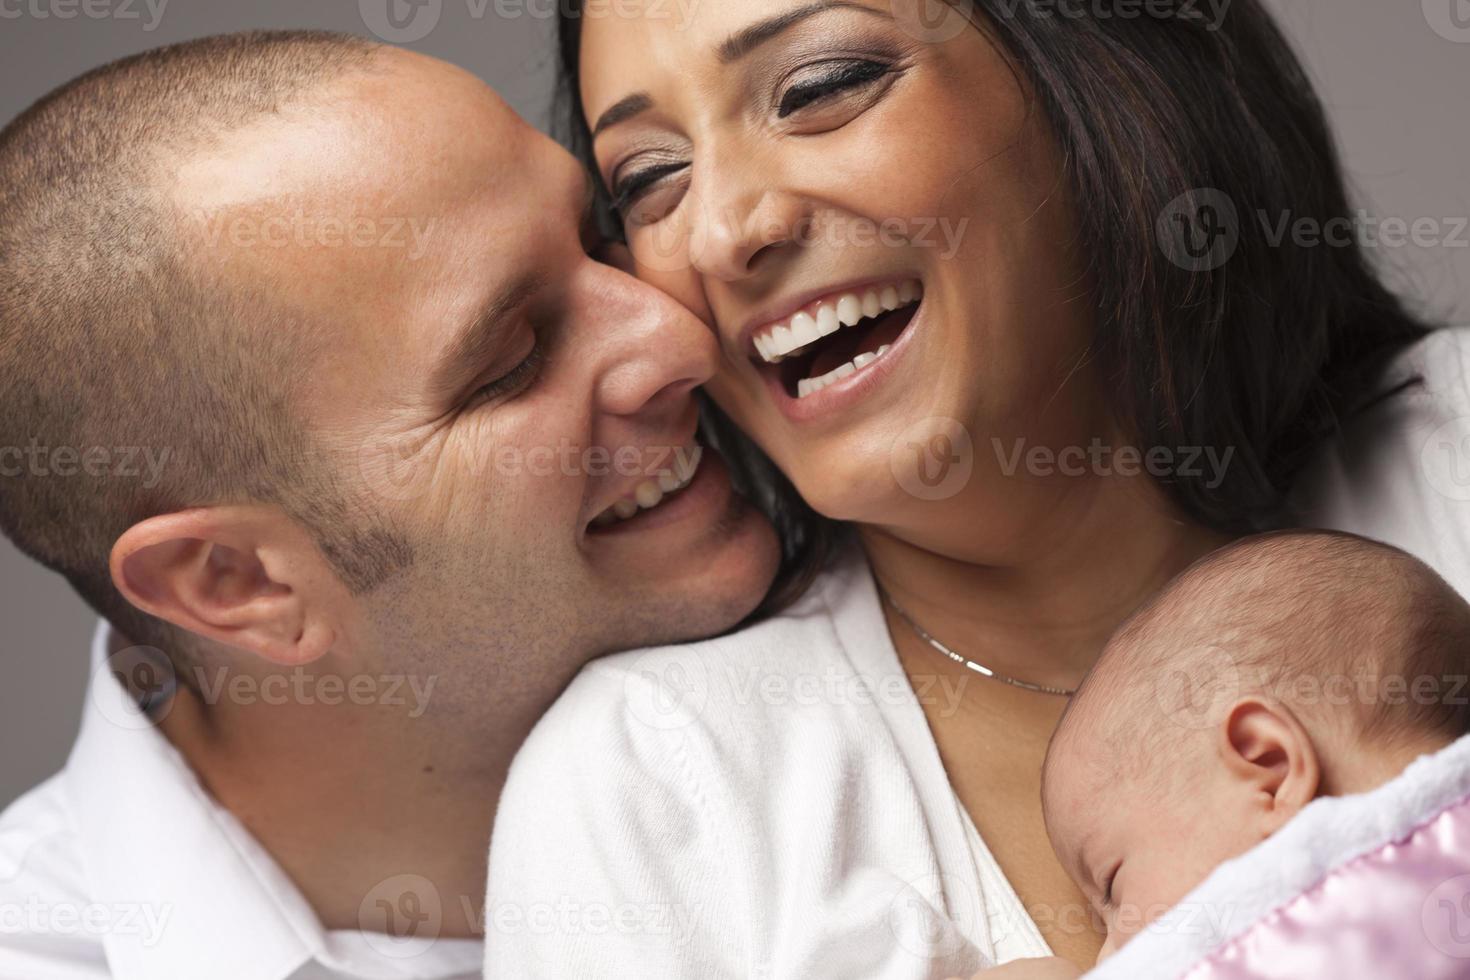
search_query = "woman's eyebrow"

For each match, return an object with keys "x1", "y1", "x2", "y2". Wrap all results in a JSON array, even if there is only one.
[
  {"x1": 717, "y1": 1, "x2": 888, "y2": 63},
  {"x1": 592, "y1": 92, "x2": 653, "y2": 138}
]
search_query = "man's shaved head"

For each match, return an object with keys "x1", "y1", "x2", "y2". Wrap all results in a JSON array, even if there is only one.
[{"x1": 0, "y1": 31, "x2": 408, "y2": 665}]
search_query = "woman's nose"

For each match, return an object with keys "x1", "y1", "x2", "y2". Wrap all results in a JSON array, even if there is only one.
[{"x1": 688, "y1": 182, "x2": 810, "y2": 282}]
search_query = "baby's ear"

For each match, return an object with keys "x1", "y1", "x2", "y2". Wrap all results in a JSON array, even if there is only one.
[{"x1": 1217, "y1": 696, "x2": 1321, "y2": 834}]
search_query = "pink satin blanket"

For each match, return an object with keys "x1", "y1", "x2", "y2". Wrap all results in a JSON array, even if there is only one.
[{"x1": 1181, "y1": 792, "x2": 1470, "y2": 979}]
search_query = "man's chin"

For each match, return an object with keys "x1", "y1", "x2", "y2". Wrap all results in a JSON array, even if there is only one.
[
  {"x1": 585, "y1": 445, "x2": 782, "y2": 642},
  {"x1": 602, "y1": 498, "x2": 781, "y2": 654}
]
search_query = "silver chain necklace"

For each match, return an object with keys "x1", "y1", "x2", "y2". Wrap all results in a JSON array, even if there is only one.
[{"x1": 880, "y1": 589, "x2": 1077, "y2": 698}]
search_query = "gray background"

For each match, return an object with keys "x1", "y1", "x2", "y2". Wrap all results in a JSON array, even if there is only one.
[{"x1": 2, "y1": 0, "x2": 1468, "y2": 807}]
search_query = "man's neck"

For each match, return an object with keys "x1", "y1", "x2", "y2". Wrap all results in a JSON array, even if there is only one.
[
  {"x1": 862, "y1": 475, "x2": 1232, "y2": 694},
  {"x1": 155, "y1": 670, "x2": 538, "y2": 937}
]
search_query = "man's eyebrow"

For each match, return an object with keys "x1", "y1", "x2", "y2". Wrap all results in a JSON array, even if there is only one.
[
  {"x1": 430, "y1": 274, "x2": 548, "y2": 396},
  {"x1": 718, "y1": 1, "x2": 886, "y2": 63}
]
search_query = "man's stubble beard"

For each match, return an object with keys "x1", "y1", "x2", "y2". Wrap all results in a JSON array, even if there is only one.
[
  {"x1": 593, "y1": 491, "x2": 773, "y2": 657},
  {"x1": 359, "y1": 489, "x2": 770, "y2": 724}
]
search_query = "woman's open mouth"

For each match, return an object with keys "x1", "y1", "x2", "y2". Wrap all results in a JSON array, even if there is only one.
[{"x1": 749, "y1": 280, "x2": 922, "y2": 402}]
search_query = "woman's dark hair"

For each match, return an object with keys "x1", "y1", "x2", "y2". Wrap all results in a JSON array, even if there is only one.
[{"x1": 556, "y1": 0, "x2": 1436, "y2": 612}]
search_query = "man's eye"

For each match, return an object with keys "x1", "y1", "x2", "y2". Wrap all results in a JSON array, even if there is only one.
[
  {"x1": 777, "y1": 59, "x2": 892, "y2": 118},
  {"x1": 469, "y1": 344, "x2": 544, "y2": 408}
]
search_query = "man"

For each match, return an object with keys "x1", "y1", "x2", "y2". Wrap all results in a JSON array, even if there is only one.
[{"x1": 0, "y1": 31, "x2": 777, "y2": 979}]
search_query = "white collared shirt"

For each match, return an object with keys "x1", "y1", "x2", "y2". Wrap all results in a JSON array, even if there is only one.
[{"x1": 0, "y1": 624, "x2": 484, "y2": 980}]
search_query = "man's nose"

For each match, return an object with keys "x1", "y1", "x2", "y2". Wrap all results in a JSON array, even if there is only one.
[{"x1": 578, "y1": 260, "x2": 718, "y2": 419}]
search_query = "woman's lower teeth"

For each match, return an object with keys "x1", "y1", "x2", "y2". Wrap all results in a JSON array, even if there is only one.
[{"x1": 796, "y1": 344, "x2": 892, "y2": 399}]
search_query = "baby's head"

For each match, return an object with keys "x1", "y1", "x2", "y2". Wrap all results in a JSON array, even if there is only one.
[{"x1": 1042, "y1": 530, "x2": 1470, "y2": 956}]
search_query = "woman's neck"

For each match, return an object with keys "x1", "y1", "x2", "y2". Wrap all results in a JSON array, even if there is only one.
[{"x1": 860, "y1": 478, "x2": 1233, "y2": 692}]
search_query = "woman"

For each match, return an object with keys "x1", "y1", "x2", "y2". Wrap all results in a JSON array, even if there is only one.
[{"x1": 487, "y1": 1, "x2": 1454, "y2": 974}]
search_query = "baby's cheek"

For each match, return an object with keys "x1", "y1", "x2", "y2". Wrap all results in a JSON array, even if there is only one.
[
  {"x1": 1124, "y1": 837, "x2": 1235, "y2": 931},
  {"x1": 1108, "y1": 863, "x2": 1185, "y2": 940}
]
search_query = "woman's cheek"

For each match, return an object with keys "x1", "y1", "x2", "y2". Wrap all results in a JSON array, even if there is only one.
[
  {"x1": 633, "y1": 255, "x2": 711, "y2": 323},
  {"x1": 705, "y1": 370, "x2": 764, "y2": 432}
]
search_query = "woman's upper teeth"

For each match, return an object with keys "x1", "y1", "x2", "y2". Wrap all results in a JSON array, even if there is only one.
[{"x1": 754, "y1": 280, "x2": 921, "y2": 364}]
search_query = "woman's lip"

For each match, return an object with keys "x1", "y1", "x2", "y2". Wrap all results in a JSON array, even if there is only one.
[
  {"x1": 761, "y1": 297, "x2": 924, "y2": 424},
  {"x1": 735, "y1": 276, "x2": 917, "y2": 360}
]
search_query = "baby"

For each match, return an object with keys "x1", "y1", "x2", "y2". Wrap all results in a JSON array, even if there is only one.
[{"x1": 981, "y1": 530, "x2": 1470, "y2": 978}]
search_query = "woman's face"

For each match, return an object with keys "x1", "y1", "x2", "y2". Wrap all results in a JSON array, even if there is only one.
[{"x1": 580, "y1": 0, "x2": 1113, "y2": 560}]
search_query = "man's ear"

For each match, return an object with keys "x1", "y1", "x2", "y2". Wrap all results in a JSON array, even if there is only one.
[
  {"x1": 1216, "y1": 696, "x2": 1321, "y2": 834},
  {"x1": 110, "y1": 505, "x2": 348, "y2": 667}
]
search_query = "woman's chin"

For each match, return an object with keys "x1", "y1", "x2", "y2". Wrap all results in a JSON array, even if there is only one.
[{"x1": 783, "y1": 467, "x2": 908, "y2": 526}]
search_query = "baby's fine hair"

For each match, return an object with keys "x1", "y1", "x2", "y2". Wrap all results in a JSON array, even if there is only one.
[{"x1": 1059, "y1": 531, "x2": 1470, "y2": 768}]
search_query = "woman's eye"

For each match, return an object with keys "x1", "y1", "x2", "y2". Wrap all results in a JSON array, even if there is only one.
[
  {"x1": 777, "y1": 59, "x2": 892, "y2": 118},
  {"x1": 610, "y1": 161, "x2": 689, "y2": 217}
]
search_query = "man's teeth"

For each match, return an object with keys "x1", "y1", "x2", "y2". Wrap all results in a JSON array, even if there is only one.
[
  {"x1": 796, "y1": 344, "x2": 893, "y2": 399},
  {"x1": 592, "y1": 446, "x2": 704, "y2": 528},
  {"x1": 754, "y1": 280, "x2": 920, "y2": 364}
]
